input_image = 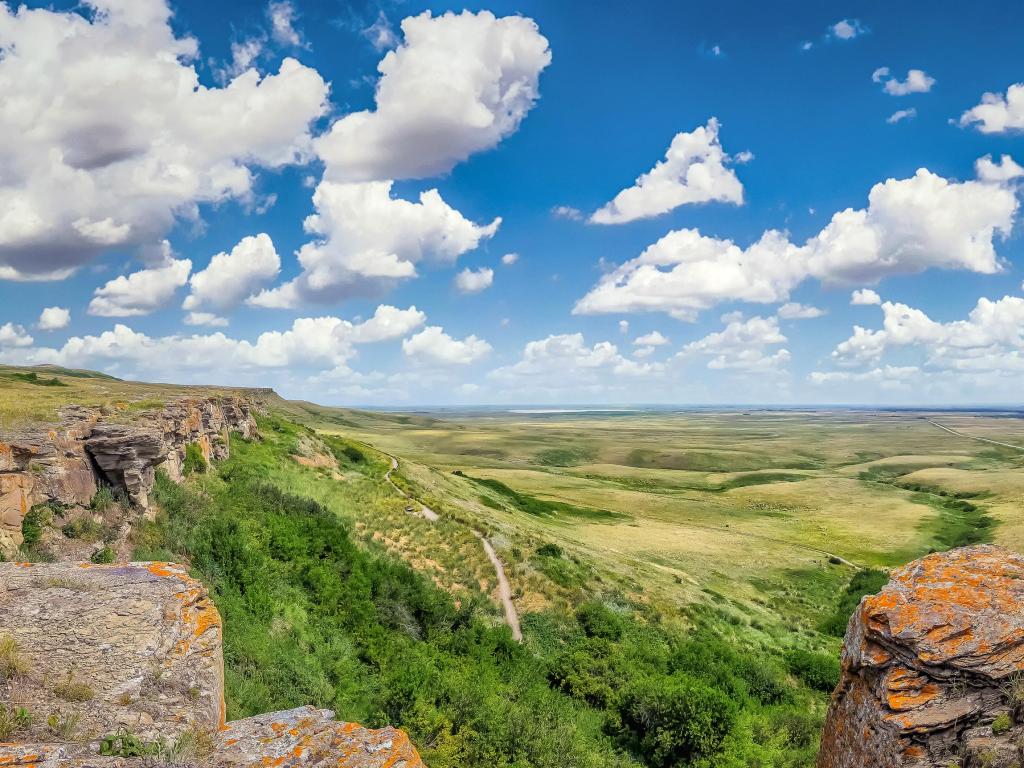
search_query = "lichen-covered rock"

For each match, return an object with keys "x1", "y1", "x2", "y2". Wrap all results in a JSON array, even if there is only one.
[
  {"x1": 818, "y1": 545, "x2": 1024, "y2": 768},
  {"x1": 216, "y1": 706, "x2": 424, "y2": 767},
  {"x1": 0, "y1": 562, "x2": 425, "y2": 768}
]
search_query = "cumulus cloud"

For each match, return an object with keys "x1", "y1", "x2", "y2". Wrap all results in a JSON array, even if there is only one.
[
  {"x1": 37, "y1": 307, "x2": 70, "y2": 331},
  {"x1": 575, "y1": 169, "x2": 1018, "y2": 318},
  {"x1": 830, "y1": 296, "x2": 1024, "y2": 373},
  {"x1": 251, "y1": 181, "x2": 500, "y2": 307},
  {"x1": 552, "y1": 205, "x2": 584, "y2": 221},
  {"x1": 88, "y1": 258, "x2": 192, "y2": 317},
  {"x1": 184, "y1": 233, "x2": 280, "y2": 314},
  {"x1": 809, "y1": 365, "x2": 920, "y2": 387},
  {"x1": 402, "y1": 326, "x2": 491, "y2": 365},
  {"x1": 184, "y1": 312, "x2": 228, "y2": 327},
  {"x1": 316, "y1": 10, "x2": 551, "y2": 182},
  {"x1": 887, "y1": 108, "x2": 917, "y2": 124},
  {"x1": 590, "y1": 119, "x2": 744, "y2": 224},
  {"x1": 830, "y1": 19, "x2": 867, "y2": 40},
  {"x1": 851, "y1": 288, "x2": 882, "y2": 305},
  {"x1": 679, "y1": 315, "x2": 790, "y2": 372},
  {"x1": 0, "y1": 322, "x2": 32, "y2": 348},
  {"x1": 959, "y1": 83, "x2": 1024, "y2": 134},
  {"x1": 267, "y1": 0, "x2": 303, "y2": 47},
  {"x1": 501, "y1": 253, "x2": 519, "y2": 266},
  {"x1": 362, "y1": 10, "x2": 398, "y2": 51},
  {"x1": 976, "y1": 154, "x2": 1024, "y2": 183},
  {"x1": 873, "y1": 67, "x2": 935, "y2": 95},
  {"x1": 454, "y1": 267, "x2": 494, "y2": 294},
  {"x1": 0, "y1": 0, "x2": 328, "y2": 280},
  {"x1": 633, "y1": 331, "x2": 670, "y2": 346},
  {"x1": 777, "y1": 302, "x2": 826, "y2": 319}
]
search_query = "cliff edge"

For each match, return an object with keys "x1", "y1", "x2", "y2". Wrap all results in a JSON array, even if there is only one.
[{"x1": 819, "y1": 545, "x2": 1024, "y2": 768}]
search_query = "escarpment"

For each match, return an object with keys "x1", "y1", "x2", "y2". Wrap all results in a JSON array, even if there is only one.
[
  {"x1": 0, "y1": 396, "x2": 259, "y2": 558},
  {"x1": 818, "y1": 545, "x2": 1024, "y2": 768},
  {"x1": 0, "y1": 561, "x2": 424, "y2": 768}
]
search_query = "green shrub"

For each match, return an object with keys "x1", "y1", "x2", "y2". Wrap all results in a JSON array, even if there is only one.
[
  {"x1": 536, "y1": 542, "x2": 563, "y2": 558},
  {"x1": 820, "y1": 569, "x2": 889, "y2": 637},
  {"x1": 0, "y1": 706, "x2": 32, "y2": 741},
  {"x1": 183, "y1": 443, "x2": 207, "y2": 475},
  {"x1": 99, "y1": 728, "x2": 163, "y2": 757},
  {"x1": 576, "y1": 601, "x2": 624, "y2": 641},
  {"x1": 21, "y1": 505, "x2": 53, "y2": 548},
  {"x1": 91, "y1": 486, "x2": 116, "y2": 512},
  {"x1": 91, "y1": 546, "x2": 115, "y2": 564},
  {"x1": 62, "y1": 518, "x2": 103, "y2": 541},
  {"x1": 54, "y1": 673, "x2": 94, "y2": 702},
  {"x1": 786, "y1": 649, "x2": 840, "y2": 692},
  {"x1": 992, "y1": 711, "x2": 1011, "y2": 735}
]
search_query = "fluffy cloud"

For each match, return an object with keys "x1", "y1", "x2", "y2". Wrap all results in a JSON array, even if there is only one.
[
  {"x1": 37, "y1": 307, "x2": 70, "y2": 331},
  {"x1": 251, "y1": 181, "x2": 500, "y2": 307},
  {"x1": 267, "y1": 1, "x2": 302, "y2": 47},
  {"x1": 887, "y1": 108, "x2": 917, "y2": 124},
  {"x1": 316, "y1": 10, "x2": 551, "y2": 182},
  {"x1": 809, "y1": 365, "x2": 920, "y2": 387},
  {"x1": 634, "y1": 331, "x2": 669, "y2": 346},
  {"x1": 830, "y1": 19, "x2": 867, "y2": 40},
  {"x1": 0, "y1": 322, "x2": 32, "y2": 348},
  {"x1": 976, "y1": 154, "x2": 1024, "y2": 183},
  {"x1": 88, "y1": 258, "x2": 192, "y2": 317},
  {"x1": 830, "y1": 296, "x2": 1024, "y2": 373},
  {"x1": 490, "y1": 333, "x2": 660, "y2": 393},
  {"x1": 363, "y1": 11, "x2": 398, "y2": 51},
  {"x1": 454, "y1": 267, "x2": 494, "y2": 294},
  {"x1": 501, "y1": 253, "x2": 519, "y2": 266},
  {"x1": 551, "y1": 206, "x2": 584, "y2": 221},
  {"x1": 777, "y1": 302, "x2": 825, "y2": 319},
  {"x1": 851, "y1": 288, "x2": 881, "y2": 305},
  {"x1": 184, "y1": 312, "x2": 229, "y2": 327},
  {"x1": 183, "y1": 234, "x2": 280, "y2": 314},
  {"x1": 8, "y1": 305, "x2": 424, "y2": 377},
  {"x1": 590, "y1": 119, "x2": 744, "y2": 224},
  {"x1": 0, "y1": 0, "x2": 328, "y2": 280},
  {"x1": 959, "y1": 83, "x2": 1024, "y2": 134},
  {"x1": 872, "y1": 67, "x2": 935, "y2": 95},
  {"x1": 402, "y1": 326, "x2": 491, "y2": 365},
  {"x1": 679, "y1": 315, "x2": 790, "y2": 372},
  {"x1": 575, "y1": 169, "x2": 1018, "y2": 318}
]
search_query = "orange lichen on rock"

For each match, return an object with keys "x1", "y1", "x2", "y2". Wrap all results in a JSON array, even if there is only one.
[{"x1": 819, "y1": 545, "x2": 1024, "y2": 768}]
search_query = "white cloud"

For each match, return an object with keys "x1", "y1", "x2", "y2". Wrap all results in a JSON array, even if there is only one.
[
  {"x1": 363, "y1": 10, "x2": 398, "y2": 51},
  {"x1": 349, "y1": 305, "x2": 426, "y2": 343},
  {"x1": 251, "y1": 181, "x2": 500, "y2": 307},
  {"x1": 634, "y1": 331, "x2": 670, "y2": 346},
  {"x1": 316, "y1": 10, "x2": 551, "y2": 182},
  {"x1": 268, "y1": 1, "x2": 303, "y2": 47},
  {"x1": 590, "y1": 119, "x2": 744, "y2": 224},
  {"x1": 184, "y1": 312, "x2": 228, "y2": 327},
  {"x1": 830, "y1": 296, "x2": 1024, "y2": 372},
  {"x1": 959, "y1": 83, "x2": 1024, "y2": 134},
  {"x1": 810, "y1": 365, "x2": 920, "y2": 387},
  {"x1": 633, "y1": 346, "x2": 655, "y2": 358},
  {"x1": 402, "y1": 326, "x2": 491, "y2": 365},
  {"x1": 830, "y1": 19, "x2": 867, "y2": 40},
  {"x1": 501, "y1": 252, "x2": 519, "y2": 266},
  {"x1": 552, "y1": 205, "x2": 584, "y2": 221},
  {"x1": 679, "y1": 315, "x2": 790, "y2": 373},
  {"x1": 454, "y1": 267, "x2": 494, "y2": 294},
  {"x1": 976, "y1": 154, "x2": 1024, "y2": 183},
  {"x1": 777, "y1": 302, "x2": 826, "y2": 319},
  {"x1": 887, "y1": 108, "x2": 917, "y2": 124},
  {"x1": 575, "y1": 169, "x2": 1018, "y2": 318},
  {"x1": 851, "y1": 288, "x2": 881, "y2": 305},
  {"x1": 184, "y1": 233, "x2": 280, "y2": 314},
  {"x1": 0, "y1": 322, "x2": 32, "y2": 348},
  {"x1": 88, "y1": 258, "x2": 192, "y2": 317},
  {"x1": 37, "y1": 306, "x2": 70, "y2": 331},
  {"x1": 0, "y1": 0, "x2": 328, "y2": 280},
  {"x1": 618, "y1": 320, "x2": 630, "y2": 334},
  {"x1": 873, "y1": 68, "x2": 935, "y2": 95}
]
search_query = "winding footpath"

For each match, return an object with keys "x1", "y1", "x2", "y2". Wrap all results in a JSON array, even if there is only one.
[
  {"x1": 925, "y1": 418, "x2": 1024, "y2": 452},
  {"x1": 383, "y1": 453, "x2": 521, "y2": 641}
]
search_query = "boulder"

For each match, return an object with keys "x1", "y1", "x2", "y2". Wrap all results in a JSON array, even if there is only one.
[{"x1": 818, "y1": 545, "x2": 1024, "y2": 768}]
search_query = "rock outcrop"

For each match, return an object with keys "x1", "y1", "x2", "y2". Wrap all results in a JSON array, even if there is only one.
[
  {"x1": 0, "y1": 561, "x2": 424, "y2": 768},
  {"x1": 818, "y1": 545, "x2": 1024, "y2": 768},
  {"x1": 0, "y1": 397, "x2": 258, "y2": 557}
]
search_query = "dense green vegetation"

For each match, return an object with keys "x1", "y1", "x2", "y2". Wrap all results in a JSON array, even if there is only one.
[
  {"x1": 465, "y1": 474, "x2": 625, "y2": 521},
  {"x1": 819, "y1": 569, "x2": 889, "y2": 637},
  {"x1": 133, "y1": 420, "x2": 827, "y2": 768}
]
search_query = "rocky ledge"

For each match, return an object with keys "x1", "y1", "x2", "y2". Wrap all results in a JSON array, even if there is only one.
[
  {"x1": 0, "y1": 397, "x2": 259, "y2": 558},
  {"x1": 0, "y1": 561, "x2": 424, "y2": 768},
  {"x1": 818, "y1": 545, "x2": 1024, "y2": 768}
]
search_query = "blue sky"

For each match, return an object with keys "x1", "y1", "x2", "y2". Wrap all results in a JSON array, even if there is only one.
[{"x1": 1, "y1": 0, "x2": 1023, "y2": 405}]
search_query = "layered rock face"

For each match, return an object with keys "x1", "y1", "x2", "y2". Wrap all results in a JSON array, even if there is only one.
[
  {"x1": 0, "y1": 561, "x2": 424, "y2": 768},
  {"x1": 0, "y1": 397, "x2": 258, "y2": 557},
  {"x1": 818, "y1": 546, "x2": 1024, "y2": 768}
]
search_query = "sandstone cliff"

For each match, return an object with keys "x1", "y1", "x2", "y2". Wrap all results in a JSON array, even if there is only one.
[
  {"x1": 819, "y1": 545, "x2": 1024, "y2": 768},
  {"x1": 0, "y1": 561, "x2": 424, "y2": 768},
  {"x1": 0, "y1": 397, "x2": 258, "y2": 558}
]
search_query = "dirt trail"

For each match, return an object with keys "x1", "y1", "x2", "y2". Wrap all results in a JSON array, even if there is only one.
[
  {"x1": 925, "y1": 418, "x2": 1024, "y2": 452},
  {"x1": 383, "y1": 454, "x2": 520, "y2": 639}
]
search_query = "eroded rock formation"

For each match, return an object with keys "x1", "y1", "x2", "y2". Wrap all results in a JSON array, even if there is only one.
[
  {"x1": 818, "y1": 545, "x2": 1024, "y2": 768},
  {"x1": 0, "y1": 397, "x2": 258, "y2": 557},
  {"x1": 0, "y1": 561, "x2": 424, "y2": 768}
]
